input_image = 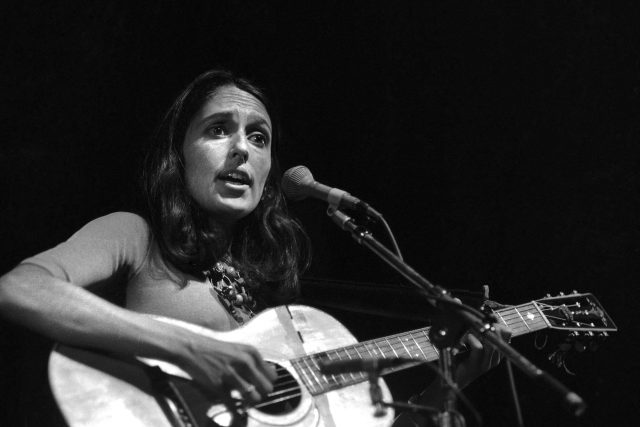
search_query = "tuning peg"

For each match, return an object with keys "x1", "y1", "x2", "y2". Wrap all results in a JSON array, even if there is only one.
[
  {"x1": 482, "y1": 285, "x2": 490, "y2": 300},
  {"x1": 559, "y1": 292, "x2": 565, "y2": 296},
  {"x1": 572, "y1": 290, "x2": 578, "y2": 294},
  {"x1": 548, "y1": 349, "x2": 565, "y2": 368}
]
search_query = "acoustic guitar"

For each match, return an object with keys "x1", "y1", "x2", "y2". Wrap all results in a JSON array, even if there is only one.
[{"x1": 49, "y1": 292, "x2": 616, "y2": 427}]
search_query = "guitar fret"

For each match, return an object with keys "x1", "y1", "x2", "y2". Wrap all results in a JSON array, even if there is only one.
[
  {"x1": 397, "y1": 335, "x2": 412, "y2": 358},
  {"x1": 362, "y1": 342, "x2": 375, "y2": 358},
  {"x1": 309, "y1": 355, "x2": 331, "y2": 388},
  {"x1": 401, "y1": 334, "x2": 420, "y2": 359},
  {"x1": 380, "y1": 339, "x2": 398, "y2": 358},
  {"x1": 322, "y1": 352, "x2": 342, "y2": 389},
  {"x1": 419, "y1": 330, "x2": 439, "y2": 360},
  {"x1": 500, "y1": 304, "x2": 535, "y2": 315},
  {"x1": 390, "y1": 340, "x2": 413, "y2": 358},
  {"x1": 352, "y1": 345, "x2": 362, "y2": 358},
  {"x1": 294, "y1": 358, "x2": 318, "y2": 394},
  {"x1": 353, "y1": 331, "x2": 436, "y2": 371},
  {"x1": 500, "y1": 311, "x2": 527, "y2": 321},
  {"x1": 409, "y1": 334, "x2": 425, "y2": 357},
  {"x1": 532, "y1": 302, "x2": 551, "y2": 328},
  {"x1": 499, "y1": 305, "x2": 536, "y2": 319},
  {"x1": 385, "y1": 338, "x2": 400, "y2": 357},
  {"x1": 401, "y1": 333, "x2": 426, "y2": 359},
  {"x1": 418, "y1": 331, "x2": 439, "y2": 359},
  {"x1": 345, "y1": 348, "x2": 366, "y2": 383},
  {"x1": 411, "y1": 332, "x2": 429, "y2": 360},
  {"x1": 302, "y1": 356, "x2": 323, "y2": 393},
  {"x1": 496, "y1": 311, "x2": 508, "y2": 327},
  {"x1": 353, "y1": 344, "x2": 374, "y2": 381},
  {"x1": 333, "y1": 349, "x2": 358, "y2": 383},
  {"x1": 371, "y1": 339, "x2": 388, "y2": 358},
  {"x1": 413, "y1": 343, "x2": 437, "y2": 361},
  {"x1": 347, "y1": 346, "x2": 362, "y2": 381},
  {"x1": 495, "y1": 304, "x2": 547, "y2": 336},
  {"x1": 500, "y1": 313, "x2": 521, "y2": 321},
  {"x1": 423, "y1": 330, "x2": 439, "y2": 358},
  {"x1": 302, "y1": 357, "x2": 332, "y2": 395},
  {"x1": 373, "y1": 340, "x2": 386, "y2": 359}
]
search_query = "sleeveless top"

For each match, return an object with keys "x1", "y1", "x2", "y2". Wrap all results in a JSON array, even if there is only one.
[{"x1": 21, "y1": 212, "x2": 254, "y2": 330}]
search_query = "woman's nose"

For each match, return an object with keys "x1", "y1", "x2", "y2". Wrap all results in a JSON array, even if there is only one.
[{"x1": 229, "y1": 134, "x2": 249, "y2": 162}]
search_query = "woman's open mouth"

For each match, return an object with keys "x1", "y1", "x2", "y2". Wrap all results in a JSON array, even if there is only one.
[{"x1": 218, "y1": 170, "x2": 252, "y2": 187}]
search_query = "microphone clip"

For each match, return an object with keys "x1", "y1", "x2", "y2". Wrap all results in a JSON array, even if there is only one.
[{"x1": 347, "y1": 199, "x2": 383, "y2": 226}]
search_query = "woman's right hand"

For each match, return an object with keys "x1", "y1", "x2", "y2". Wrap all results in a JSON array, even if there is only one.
[{"x1": 175, "y1": 335, "x2": 277, "y2": 404}]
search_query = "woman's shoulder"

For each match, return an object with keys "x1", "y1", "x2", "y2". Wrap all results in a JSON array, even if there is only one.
[
  {"x1": 72, "y1": 212, "x2": 151, "y2": 241},
  {"x1": 20, "y1": 212, "x2": 154, "y2": 285},
  {"x1": 69, "y1": 212, "x2": 155, "y2": 265}
]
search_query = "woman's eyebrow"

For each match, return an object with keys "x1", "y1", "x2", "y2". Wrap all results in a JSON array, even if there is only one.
[
  {"x1": 199, "y1": 111, "x2": 234, "y2": 125},
  {"x1": 247, "y1": 113, "x2": 272, "y2": 132}
]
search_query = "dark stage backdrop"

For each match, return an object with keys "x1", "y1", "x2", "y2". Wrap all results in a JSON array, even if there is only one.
[{"x1": 1, "y1": 1, "x2": 638, "y2": 426}]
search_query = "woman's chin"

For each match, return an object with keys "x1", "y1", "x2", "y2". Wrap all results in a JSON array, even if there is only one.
[{"x1": 205, "y1": 199, "x2": 257, "y2": 225}]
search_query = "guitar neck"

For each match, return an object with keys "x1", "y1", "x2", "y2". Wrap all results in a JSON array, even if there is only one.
[{"x1": 291, "y1": 301, "x2": 548, "y2": 395}]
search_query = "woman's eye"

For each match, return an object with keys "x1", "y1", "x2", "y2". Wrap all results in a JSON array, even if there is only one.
[
  {"x1": 250, "y1": 133, "x2": 268, "y2": 146},
  {"x1": 208, "y1": 126, "x2": 226, "y2": 137}
]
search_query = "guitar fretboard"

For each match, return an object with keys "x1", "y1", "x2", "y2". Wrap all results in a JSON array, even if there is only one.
[{"x1": 291, "y1": 302, "x2": 548, "y2": 395}]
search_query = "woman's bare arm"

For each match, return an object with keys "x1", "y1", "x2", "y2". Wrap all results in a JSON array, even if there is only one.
[{"x1": 0, "y1": 263, "x2": 276, "y2": 403}]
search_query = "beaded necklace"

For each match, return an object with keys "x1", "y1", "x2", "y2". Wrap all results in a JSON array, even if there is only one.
[{"x1": 203, "y1": 260, "x2": 257, "y2": 325}]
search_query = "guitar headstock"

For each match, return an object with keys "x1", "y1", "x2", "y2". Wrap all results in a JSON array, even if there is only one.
[
  {"x1": 534, "y1": 291, "x2": 617, "y2": 334},
  {"x1": 531, "y1": 292, "x2": 616, "y2": 373}
]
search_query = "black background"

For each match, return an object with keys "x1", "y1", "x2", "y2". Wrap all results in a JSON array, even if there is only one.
[{"x1": 1, "y1": 1, "x2": 638, "y2": 426}]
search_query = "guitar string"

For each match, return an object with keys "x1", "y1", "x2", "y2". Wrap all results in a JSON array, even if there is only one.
[
  {"x1": 289, "y1": 301, "x2": 598, "y2": 397},
  {"x1": 301, "y1": 306, "x2": 542, "y2": 362},
  {"x1": 148, "y1": 300, "x2": 601, "y2": 412},
  {"x1": 249, "y1": 365, "x2": 305, "y2": 409},
  {"x1": 257, "y1": 368, "x2": 305, "y2": 408},
  {"x1": 536, "y1": 302, "x2": 603, "y2": 328},
  {"x1": 264, "y1": 303, "x2": 549, "y2": 404},
  {"x1": 295, "y1": 314, "x2": 544, "y2": 393}
]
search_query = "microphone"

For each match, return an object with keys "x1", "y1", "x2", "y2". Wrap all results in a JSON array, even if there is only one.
[
  {"x1": 281, "y1": 166, "x2": 382, "y2": 220},
  {"x1": 317, "y1": 357, "x2": 419, "y2": 375}
]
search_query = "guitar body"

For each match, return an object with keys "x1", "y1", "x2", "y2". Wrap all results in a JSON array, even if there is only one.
[{"x1": 49, "y1": 305, "x2": 395, "y2": 427}]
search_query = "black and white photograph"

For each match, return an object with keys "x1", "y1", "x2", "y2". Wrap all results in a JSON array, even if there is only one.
[{"x1": 1, "y1": 2, "x2": 638, "y2": 426}]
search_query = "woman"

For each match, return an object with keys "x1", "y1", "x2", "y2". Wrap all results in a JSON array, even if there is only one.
[
  {"x1": 0, "y1": 69, "x2": 504, "y2": 425},
  {"x1": 0, "y1": 69, "x2": 311, "y2": 404}
]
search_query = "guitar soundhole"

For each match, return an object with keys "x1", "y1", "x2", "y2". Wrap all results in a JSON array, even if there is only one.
[{"x1": 254, "y1": 362, "x2": 302, "y2": 415}]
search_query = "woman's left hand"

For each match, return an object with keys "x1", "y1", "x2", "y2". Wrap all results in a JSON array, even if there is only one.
[
  {"x1": 454, "y1": 324, "x2": 512, "y2": 389},
  {"x1": 392, "y1": 325, "x2": 512, "y2": 426}
]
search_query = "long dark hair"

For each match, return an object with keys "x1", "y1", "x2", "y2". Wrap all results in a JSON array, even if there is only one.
[{"x1": 141, "y1": 69, "x2": 310, "y2": 304}]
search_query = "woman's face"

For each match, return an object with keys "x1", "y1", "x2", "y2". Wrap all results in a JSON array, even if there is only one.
[{"x1": 183, "y1": 85, "x2": 272, "y2": 225}]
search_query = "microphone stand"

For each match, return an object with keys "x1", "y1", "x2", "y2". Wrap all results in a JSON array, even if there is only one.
[
  {"x1": 326, "y1": 207, "x2": 587, "y2": 425},
  {"x1": 367, "y1": 363, "x2": 387, "y2": 417},
  {"x1": 336, "y1": 360, "x2": 441, "y2": 422},
  {"x1": 429, "y1": 317, "x2": 466, "y2": 427}
]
